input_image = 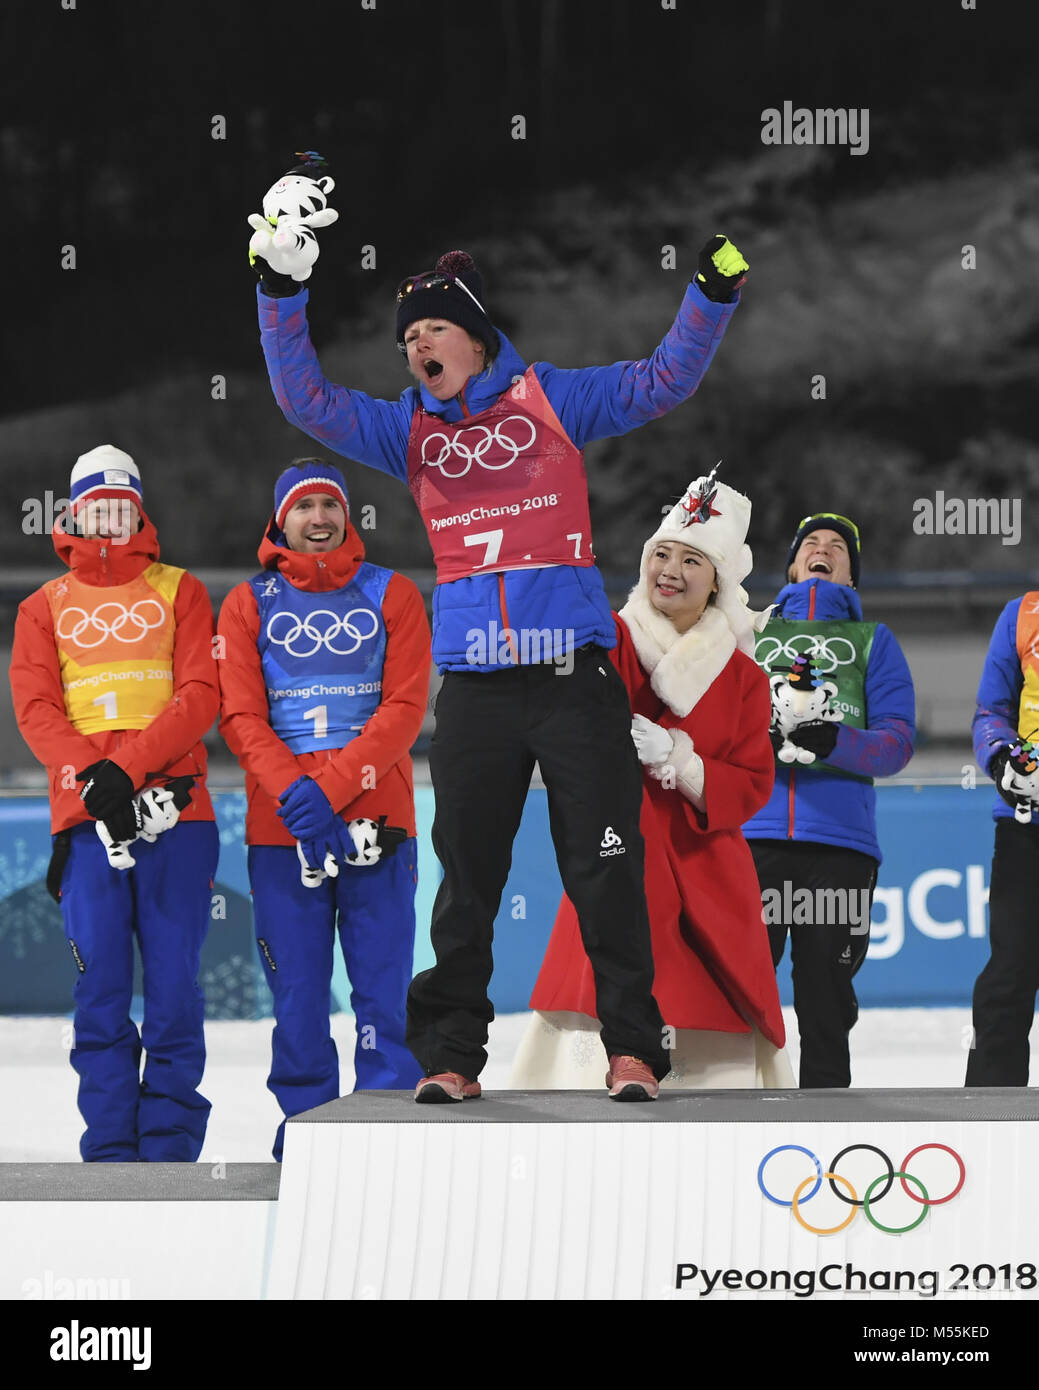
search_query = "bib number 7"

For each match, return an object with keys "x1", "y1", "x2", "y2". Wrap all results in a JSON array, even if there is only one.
[{"x1": 463, "y1": 529, "x2": 504, "y2": 568}]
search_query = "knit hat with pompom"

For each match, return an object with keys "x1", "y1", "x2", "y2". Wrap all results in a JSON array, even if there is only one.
[{"x1": 395, "y1": 250, "x2": 499, "y2": 360}]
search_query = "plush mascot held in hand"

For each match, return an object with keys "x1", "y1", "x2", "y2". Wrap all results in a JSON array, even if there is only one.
[
  {"x1": 248, "y1": 151, "x2": 338, "y2": 283},
  {"x1": 769, "y1": 654, "x2": 844, "y2": 764},
  {"x1": 1000, "y1": 739, "x2": 1039, "y2": 823}
]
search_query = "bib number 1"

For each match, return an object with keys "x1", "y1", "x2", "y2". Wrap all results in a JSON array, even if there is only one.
[
  {"x1": 92, "y1": 692, "x2": 117, "y2": 720},
  {"x1": 303, "y1": 704, "x2": 328, "y2": 739}
]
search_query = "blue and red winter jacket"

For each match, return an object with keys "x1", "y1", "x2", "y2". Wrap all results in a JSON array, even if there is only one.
[
  {"x1": 972, "y1": 595, "x2": 1039, "y2": 822},
  {"x1": 743, "y1": 579, "x2": 916, "y2": 862},
  {"x1": 258, "y1": 281, "x2": 737, "y2": 671}
]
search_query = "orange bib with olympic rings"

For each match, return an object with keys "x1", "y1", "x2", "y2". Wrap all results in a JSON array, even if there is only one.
[{"x1": 45, "y1": 563, "x2": 182, "y2": 733}]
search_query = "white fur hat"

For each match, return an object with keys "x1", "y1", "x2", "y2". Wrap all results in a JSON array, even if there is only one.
[{"x1": 633, "y1": 468, "x2": 771, "y2": 654}]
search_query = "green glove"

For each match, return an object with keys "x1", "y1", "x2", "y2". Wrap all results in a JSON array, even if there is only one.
[{"x1": 694, "y1": 235, "x2": 749, "y2": 303}]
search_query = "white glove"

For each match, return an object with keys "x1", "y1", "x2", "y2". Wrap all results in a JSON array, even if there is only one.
[
  {"x1": 297, "y1": 840, "x2": 340, "y2": 888},
  {"x1": 631, "y1": 714, "x2": 674, "y2": 767},
  {"x1": 343, "y1": 818, "x2": 383, "y2": 867}
]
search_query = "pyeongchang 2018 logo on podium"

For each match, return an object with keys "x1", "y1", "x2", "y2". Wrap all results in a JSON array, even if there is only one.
[{"x1": 757, "y1": 1142, "x2": 965, "y2": 1235}]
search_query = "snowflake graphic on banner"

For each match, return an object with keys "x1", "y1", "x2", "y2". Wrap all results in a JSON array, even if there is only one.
[
  {"x1": 216, "y1": 794, "x2": 248, "y2": 848},
  {"x1": 0, "y1": 840, "x2": 53, "y2": 958}
]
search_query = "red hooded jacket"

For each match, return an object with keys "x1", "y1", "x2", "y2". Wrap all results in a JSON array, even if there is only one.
[
  {"x1": 10, "y1": 513, "x2": 219, "y2": 833},
  {"x1": 217, "y1": 516, "x2": 431, "y2": 846}
]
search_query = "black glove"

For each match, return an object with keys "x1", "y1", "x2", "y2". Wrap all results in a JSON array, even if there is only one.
[
  {"x1": 76, "y1": 760, "x2": 134, "y2": 819},
  {"x1": 788, "y1": 720, "x2": 839, "y2": 760},
  {"x1": 100, "y1": 802, "x2": 145, "y2": 845},
  {"x1": 253, "y1": 257, "x2": 300, "y2": 298},
  {"x1": 46, "y1": 830, "x2": 72, "y2": 904},
  {"x1": 693, "y1": 234, "x2": 749, "y2": 304}
]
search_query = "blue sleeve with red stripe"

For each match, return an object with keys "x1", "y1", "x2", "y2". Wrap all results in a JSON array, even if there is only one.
[
  {"x1": 532, "y1": 282, "x2": 738, "y2": 449},
  {"x1": 257, "y1": 285, "x2": 414, "y2": 481},
  {"x1": 972, "y1": 597, "x2": 1024, "y2": 776},
  {"x1": 824, "y1": 624, "x2": 916, "y2": 779}
]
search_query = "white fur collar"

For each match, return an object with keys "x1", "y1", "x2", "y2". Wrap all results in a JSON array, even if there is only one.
[{"x1": 618, "y1": 592, "x2": 736, "y2": 718}]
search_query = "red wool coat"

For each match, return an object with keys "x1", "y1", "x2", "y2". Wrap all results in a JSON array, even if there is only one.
[{"x1": 530, "y1": 612, "x2": 785, "y2": 1047}]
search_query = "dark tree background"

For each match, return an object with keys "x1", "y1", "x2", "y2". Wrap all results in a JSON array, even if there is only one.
[{"x1": 1, "y1": 0, "x2": 1037, "y2": 579}]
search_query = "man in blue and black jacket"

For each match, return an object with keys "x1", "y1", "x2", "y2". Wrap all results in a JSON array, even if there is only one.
[
  {"x1": 253, "y1": 199, "x2": 748, "y2": 1102},
  {"x1": 745, "y1": 514, "x2": 915, "y2": 1088},
  {"x1": 967, "y1": 592, "x2": 1039, "y2": 1085}
]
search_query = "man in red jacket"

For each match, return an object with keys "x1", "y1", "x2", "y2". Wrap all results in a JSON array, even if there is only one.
[
  {"x1": 10, "y1": 445, "x2": 220, "y2": 1162},
  {"x1": 218, "y1": 459, "x2": 431, "y2": 1160}
]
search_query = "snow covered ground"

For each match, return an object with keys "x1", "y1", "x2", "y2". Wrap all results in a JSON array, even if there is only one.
[{"x1": 4, "y1": 1005, "x2": 1034, "y2": 1163}]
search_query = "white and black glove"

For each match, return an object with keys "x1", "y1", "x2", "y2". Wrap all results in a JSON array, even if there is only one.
[{"x1": 631, "y1": 714, "x2": 674, "y2": 767}]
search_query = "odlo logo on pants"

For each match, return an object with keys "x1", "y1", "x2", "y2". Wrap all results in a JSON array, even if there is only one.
[{"x1": 600, "y1": 827, "x2": 626, "y2": 858}]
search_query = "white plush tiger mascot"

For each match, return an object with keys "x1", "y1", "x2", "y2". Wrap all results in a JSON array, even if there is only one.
[
  {"x1": 770, "y1": 654, "x2": 843, "y2": 764},
  {"x1": 248, "y1": 152, "x2": 339, "y2": 282},
  {"x1": 1000, "y1": 740, "x2": 1039, "y2": 823}
]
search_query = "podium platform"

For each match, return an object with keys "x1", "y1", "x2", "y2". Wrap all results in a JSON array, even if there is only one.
[
  {"x1": 0, "y1": 1163, "x2": 279, "y2": 1301},
  {"x1": 268, "y1": 1088, "x2": 1039, "y2": 1301}
]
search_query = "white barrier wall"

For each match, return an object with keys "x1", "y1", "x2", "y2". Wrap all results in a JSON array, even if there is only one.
[
  {"x1": 0, "y1": 1166, "x2": 278, "y2": 1301},
  {"x1": 267, "y1": 1092, "x2": 1039, "y2": 1302}
]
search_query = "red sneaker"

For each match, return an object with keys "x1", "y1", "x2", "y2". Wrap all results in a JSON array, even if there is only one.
[
  {"x1": 414, "y1": 1072, "x2": 482, "y2": 1103},
  {"x1": 605, "y1": 1055, "x2": 660, "y2": 1101}
]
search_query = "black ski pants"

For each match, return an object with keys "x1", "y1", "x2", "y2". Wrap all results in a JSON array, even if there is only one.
[
  {"x1": 750, "y1": 838, "x2": 877, "y2": 1089},
  {"x1": 406, "y1": 645, "x2": 670, "y2": 1082},
  {"x1": 965, "y1": 819, "x2": 1039, "y2": 1086}
]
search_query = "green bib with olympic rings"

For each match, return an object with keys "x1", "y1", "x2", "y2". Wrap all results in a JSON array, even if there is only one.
[{"x1": 753, "y1": 617, "x2": 876, "y2": 782}]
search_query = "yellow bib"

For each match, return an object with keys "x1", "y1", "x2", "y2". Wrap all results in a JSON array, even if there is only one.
[
  {"x1": 46, "y1": 563, "x2": 183, "y2": 734},
  {"x1": 1015, "y1": 591, "x2": 1039, "y2": 743}
]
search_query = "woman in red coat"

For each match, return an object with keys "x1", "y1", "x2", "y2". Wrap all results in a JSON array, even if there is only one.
[{"x1": 512, "y1": 471, "x2": 792, "y2": 1090}]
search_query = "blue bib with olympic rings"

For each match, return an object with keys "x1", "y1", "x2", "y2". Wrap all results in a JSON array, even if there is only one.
[{"x1": 251, "y1": 562, "x2": 390, "y2": 753}]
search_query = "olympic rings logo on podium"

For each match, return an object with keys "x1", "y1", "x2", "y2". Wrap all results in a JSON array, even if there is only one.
[
  {"x1": 266, "y1": 608, "x2": 379, "y2": 659},
  {"x1": 56, "y1": 600, "x2": 166, "y2": 648},
  {"x1": 754, "y1": 633, "x2": 858, "y2": 675},
  {"x1": 421, "y1": 416, "x2": 537, "y2": 478},
  {"x1": 757, "y1": 1143, "x2": 966, "y2": 1235}
]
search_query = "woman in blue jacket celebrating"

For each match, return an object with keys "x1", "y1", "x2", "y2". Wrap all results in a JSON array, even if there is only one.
[
  {"x1": 744, "y1": 514, "x2": 915, "y2": 1088},
  {"x1": 252, "y1": 177, "x2": 748, "y2": 1101}
]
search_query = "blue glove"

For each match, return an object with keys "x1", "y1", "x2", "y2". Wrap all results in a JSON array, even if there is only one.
[
  {"x1": 299, "y1": 835, "x2": 339, "y2": 872},
  {"x1": 277, "y1": 776, "x2": 339, "y2": 841},
  {"x1": 299, "y1": 820, "x2": 360, "y2": 875}
]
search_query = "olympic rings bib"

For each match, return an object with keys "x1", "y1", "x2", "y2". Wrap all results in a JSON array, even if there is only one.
[
  {"x1": 46, "y1": 564, "x2": 181, "y2": 733},
  {"x1": 252, "y1": 561, "x2": 390, "y2": 754},
  {"x1": 406, "y1": 366, "x2": 596, "y2": 582},
  {"x1": 754, "y1": 616, "x2": 876, "y2": 783}
]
